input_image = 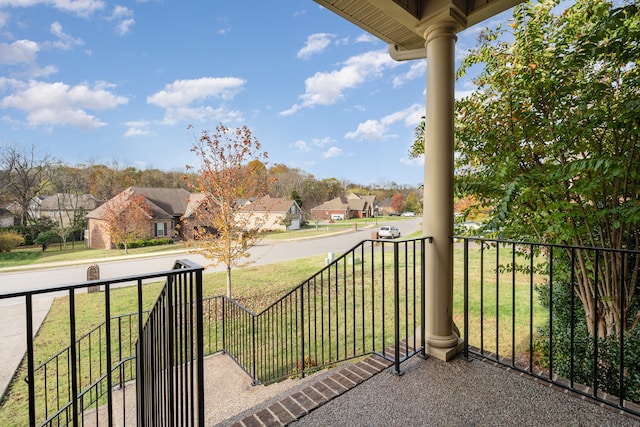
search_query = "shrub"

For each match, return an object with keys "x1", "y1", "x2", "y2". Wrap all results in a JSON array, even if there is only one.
[
  {"x1": 0, "y1": 231, "x2": 24, "y2": 252},
  {"x1": 35, "y1": 230, "x2": 60, "y2": 245}
]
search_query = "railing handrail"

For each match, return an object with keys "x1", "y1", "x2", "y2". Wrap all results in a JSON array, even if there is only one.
[
  {"x1": 0, "y1": 259, "x2": 203, "y2": 301},
  {"x1": 460, "y1": 235, "x2": 640, "y2": 255}
]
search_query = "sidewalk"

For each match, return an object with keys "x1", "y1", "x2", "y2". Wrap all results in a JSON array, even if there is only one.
[{"x1": 0, "y1": 296, "x2": 53, "y2": 399}]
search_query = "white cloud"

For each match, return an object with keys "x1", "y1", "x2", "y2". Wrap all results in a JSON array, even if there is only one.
[
  {"x1": 0, "y1": 79, "x2": 128, "y2": 129},
  {"x1": 297, "y1": 33, "x2": 333, "y2": 59},
  {"x1": 147, "y1": 77, "x2": 245, "y2": 125},
  {"x1": 400, "y1": 154, "x2": 423, "y2": 166},
  {"x1": 293, "y1": 140, "x2": 310, "y2": 152},
  {"x1": 0, "y1": 11, "x2": 9, "y2": 31},
  {"x1": 345, "y1": 103, "x2": 423, "y2": 140},
  {"x1": 281, "y1": 49, "x2": 401, "y2": 116},
  {"x1": 160, "y1": 105, "x2": 243, "y2": 126},
  {"x1": 322, "y1": 146, "x2": 342, "y2": 158},
  {"x1": 312, "y1": 136, "x2": 332, "y2": 147},
  {"x1": 50, "y1": 21, "x2": 84, "y2": 50},
  {"x1": 0, "y1": 39, "x2": 38, "y2": 65},
  {"x1": 0, "y1": 0, "x2": 105, "y2": 17},
  {"x1": 355, "y1": 33, "x2": 377, "y2": 44},
  {"x1": 124, "y1": 120, "x2": 153, "y2": 137},
  {"x1": 108, "y1": 6, "x2": 134, "y2": 35},
  {"x1": 392, "y1": 61, "x2": 424, "y2": 88},
  {"x1": 148, "y1": 77, "x2": 245, "y2": 108}
]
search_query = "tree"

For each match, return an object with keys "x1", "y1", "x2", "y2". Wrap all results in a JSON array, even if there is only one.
[
  {"x1": 187, "y1": 124, "x2": 268, "y2": 298},
  {"x1": 411, "y1": 0, "x2": 640, "y2": 398},
  {"x1": 47, "y1": 164, "x2": 88, "y2": 248},
  {"x1": 100, "y1": 190, "x2": 152, "y2": 254},
  {"x1": 0, "y1": 144, "x2": 53, "y2": 226},
  {"x1": 390, "y1": 193, "x2": 405, "y2": 214}
]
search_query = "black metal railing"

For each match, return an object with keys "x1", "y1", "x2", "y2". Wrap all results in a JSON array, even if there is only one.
[
  {"x1": 0, "y1": 259, "x2": 203, "y2": 427},
  {"x1": 459, "y1": 237, "x2": 640, "y2": 417},
  {"x1": 213, "y1": 237, "x2": 428, "y2": 384},
  {"x1": 136, "y1": 260, "x2": 205, "y2": 427},
  {"x1": 30, "y1": 310, "x2": 146, "y2": 425}
]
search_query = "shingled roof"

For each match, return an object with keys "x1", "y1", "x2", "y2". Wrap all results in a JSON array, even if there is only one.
[{"x1": 86, "y1": 187, "x2": 191, "y2": 220}]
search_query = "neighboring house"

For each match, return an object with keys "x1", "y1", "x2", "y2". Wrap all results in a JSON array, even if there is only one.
[
  {"x1": 377, "y1": 197, "x2": 394, "y2": 216},
  {"x1": 0, "y1": 207, "x2": 14, "y2": 228},
  {"x1": 40, "y1": 194, "x2": 103, "y2": 228},
  {"x1": 85, "y1": 187, "x2": 191, "y2": 249},
  {"x1": 4, "y1": 196, "x2": 46, "y2": 223},
  {"x1": 241, "y1": 196, "x2": 303, "y2": 231},
  {"x1": 346, "y1": 193, "x2": 377, "y2": 218},
  {"x1": 182, "y1": 195, "x2": 302, "y2": 236},
  {"x1": 309, "y1": 193, "x2": 377, "y2": 221}
]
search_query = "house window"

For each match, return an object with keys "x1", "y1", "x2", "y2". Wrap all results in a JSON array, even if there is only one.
[{"x1": 156, "y1": 222, "x2": 166, "y2": 237}]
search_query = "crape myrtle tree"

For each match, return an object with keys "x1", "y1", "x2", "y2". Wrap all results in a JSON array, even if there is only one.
[
  {"x1": 410, "y1": 0, "x2": 640, "y2": 398},
  {"x1": 101, "y1": 190, "x2": 152, "y2": 254},
  {"x1": 187, "y1": 124, "x2": 269, "y2": 298}
]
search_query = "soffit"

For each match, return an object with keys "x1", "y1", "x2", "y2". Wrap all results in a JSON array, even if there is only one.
[{"x1": 314, "y1": 0, "x2": 524, "y2": 52}]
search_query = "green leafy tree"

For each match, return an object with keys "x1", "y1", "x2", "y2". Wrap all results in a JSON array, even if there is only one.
[
  {"x1": 412, "y1": 0, "x2": 640, "y2": 337},
  {"x1": 410, "y1": 0, "x2": 640, "y2": 399},
  {"x1": 187, "y1": 124, "x2": 269, "y2": 298}
]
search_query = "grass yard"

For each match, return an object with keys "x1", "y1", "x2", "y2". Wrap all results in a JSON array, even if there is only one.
[{"x1": 0, "y1": 242, "x2": 548, "y2": 426}]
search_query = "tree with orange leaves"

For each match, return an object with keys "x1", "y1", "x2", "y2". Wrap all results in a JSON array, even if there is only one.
[
  {"x1": 100, "y1": 190, "x2": 152, "y2": 254},
  {"x1": 186, "y1": 124, "x2": 268, "y2": 298}
]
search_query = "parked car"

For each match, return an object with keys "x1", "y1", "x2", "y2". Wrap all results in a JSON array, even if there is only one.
[
  {"x1": 389, "y1": 212, "x2": 400, "y2": 216},
  {"x1": 401, "y1": 212, "x2": 416, "y2": 217},
  {"x1": 378, "y1": 225, "x2": 400, "y2": 239}
]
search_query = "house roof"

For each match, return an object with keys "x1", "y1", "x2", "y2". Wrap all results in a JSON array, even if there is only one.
[
  {"x1": 313, "y1": 0, "x2": 523, "y2": 56},
  {"x1": 311, "y1": 194, "x2": 377, "y2": 213},
  {"x1": 86, "y1": 187, "x2": 191, "y2": 221},
  {"x1": 310, "y1": 196, "x2": 349, "y2": 212},
  {"x1": 243, "y1": 196, "x2": 299, "y2": 213},
  {"x1": 40, "y1": 194, "x2": 103, "y2": 211}
]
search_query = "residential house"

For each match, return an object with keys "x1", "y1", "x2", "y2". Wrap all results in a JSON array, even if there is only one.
[
  {"x1": 3, "y1": 196, "x2": 46, "y2": 224},
  {"x1": 0, "y1": 207, "x2": 13, "y2": 228},
  {"x1": 40, "y1": 193, "x2": 103, "y2": 228},
  {"x1": 85, "y1": 187, "x2": 191, "y2": 249},
  {"x1": 377, "y1": 197, "x2": 394, "y2": 216},
  {"x1": 309, "y1": 193, "x2": 377, "y2": 221},
  {"x1": 182, "y1": 194, "x2": 302, "y2": 236},
  {"x1": 241, "y1": 195, "x2": 303, "y2": 231}
]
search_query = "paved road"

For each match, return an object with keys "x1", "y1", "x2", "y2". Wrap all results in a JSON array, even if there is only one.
[{"x1": 0, "y1": 219, "x2": 421, "y2": 398}]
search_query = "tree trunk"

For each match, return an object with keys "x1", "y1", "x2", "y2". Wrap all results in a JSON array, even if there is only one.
[{"x1": 226, "y1": 266, "x2": 232, "y2": 298}]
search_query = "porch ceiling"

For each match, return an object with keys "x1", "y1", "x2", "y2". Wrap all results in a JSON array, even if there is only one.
[{"x1": 313, "y1": 0, "x2": 524, "y2": 53}]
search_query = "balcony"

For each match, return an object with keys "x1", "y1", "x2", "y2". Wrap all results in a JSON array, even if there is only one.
[{"x1": 0, "y1": 237, "x2": 638, "y2": 426}]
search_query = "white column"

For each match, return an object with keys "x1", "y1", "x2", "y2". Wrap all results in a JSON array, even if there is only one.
[{"x1": 422, "y1": 19, "x2": 461, "y2": 360}]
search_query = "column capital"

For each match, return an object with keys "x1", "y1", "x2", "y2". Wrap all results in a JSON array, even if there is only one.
[{"x1": 418, "y1": 6, "x2": 467, "y2": 43}]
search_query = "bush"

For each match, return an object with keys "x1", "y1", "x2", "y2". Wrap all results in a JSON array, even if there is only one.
[
  {"x1": 116, "y1": 238, "x2": 174, "y2": 250},
  {"x1": 35, "y1": 230, "x2": 60, "y2": 245},
  {"x1": 0, "y1": 231, "x2": 24, "y2": 252}
]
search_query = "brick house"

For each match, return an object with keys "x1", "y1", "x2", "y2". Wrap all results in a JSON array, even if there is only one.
[
  {"x1": 309, "y1": 193, "x2": 377, "y2": 221},
  {"x1": 85, "y1": 187, "x2": 191, "y2": 249}
]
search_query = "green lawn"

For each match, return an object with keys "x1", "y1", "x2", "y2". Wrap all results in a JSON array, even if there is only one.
[{"x1": 0, "y1": 235, "x2": 548, "y2": 427}]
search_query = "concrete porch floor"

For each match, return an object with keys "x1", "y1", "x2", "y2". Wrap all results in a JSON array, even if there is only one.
[
  {"x1": 90, "y1": 350, "x2": 640, "y2": 426},
  {"x1": 222, "y1": 354, "x2": 640, "y2": 427}
]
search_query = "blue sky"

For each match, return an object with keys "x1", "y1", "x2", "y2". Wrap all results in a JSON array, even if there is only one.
[{"x1": 0, "y1": 1, "x2": 512, "y2": 187}]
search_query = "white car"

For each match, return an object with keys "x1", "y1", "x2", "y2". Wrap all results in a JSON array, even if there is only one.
[{"x1": 378, "y1": 225, "x2": 400, "y2": 239}]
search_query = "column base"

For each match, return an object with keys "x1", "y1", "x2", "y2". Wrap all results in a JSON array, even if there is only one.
[
  {"x1": 426, "y1": 338, "x2": 464, "y2": 361},
  {"x1": 415, "y1": 328, "x2": 464, "y2": 361}
]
